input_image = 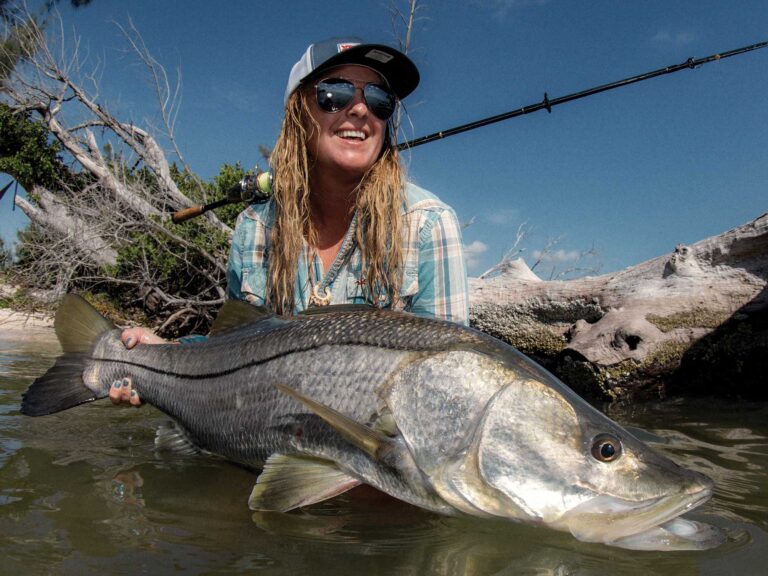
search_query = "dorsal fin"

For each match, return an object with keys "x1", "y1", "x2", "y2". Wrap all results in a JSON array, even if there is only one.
[
  {"x1": 299, "y1": 304, "x2": 377, "y2": 317},
  {"x1": 209, "y1": 300, "x2": 276, "y2": 336}
]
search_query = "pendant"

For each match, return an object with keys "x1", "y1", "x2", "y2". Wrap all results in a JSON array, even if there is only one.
[{"x1": 308, "y1": 285, "x2": 332, "y2": 307}]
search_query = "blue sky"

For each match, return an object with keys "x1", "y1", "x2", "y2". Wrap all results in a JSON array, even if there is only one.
[{"x1": 2, "y1": 0, "x2": 767, "y2": 278}]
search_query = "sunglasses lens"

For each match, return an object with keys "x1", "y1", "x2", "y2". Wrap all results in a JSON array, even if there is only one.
[
  {"x1": 316, "y1": 80, "x2": 355, "y2": 113},
  {"x1": 316, "y1": 79, "x2": 396, "y2": 120},
  {"x1": 364, "y1": 84, "x2": 396, "y2": 120}
]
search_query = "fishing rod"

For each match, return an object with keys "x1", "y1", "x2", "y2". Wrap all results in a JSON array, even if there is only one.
[
  {"x1": 171, "y1": 170, "x2": 273, "y2": 224},
  {"x1": 397, "y1": 38, "x2": 768, "y2": 150},
  {"x1": 171, "y1": 38, "x2": 768, "y2": 223},
  {"x1": 0, "y1": 181, "x2": 13, "y2": 202}
]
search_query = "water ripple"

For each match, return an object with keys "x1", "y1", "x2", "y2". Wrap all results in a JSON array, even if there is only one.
[{"x1": 1, "y1": 344, "x2": 767, "y2": 575}]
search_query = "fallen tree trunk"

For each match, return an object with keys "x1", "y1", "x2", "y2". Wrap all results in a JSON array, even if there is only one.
[{"x1": 469, "y1": 213, "x2": 768, "y2": 401}]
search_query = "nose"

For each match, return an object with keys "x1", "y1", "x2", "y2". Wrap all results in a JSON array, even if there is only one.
[{"x1": 347, "y1": 87, "x2": 369, "y2": 116}]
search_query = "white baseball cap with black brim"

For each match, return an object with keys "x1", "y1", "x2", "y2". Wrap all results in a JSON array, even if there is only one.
[{"x1": 284, "y1": 37, "x2": 420, "y2": 105}]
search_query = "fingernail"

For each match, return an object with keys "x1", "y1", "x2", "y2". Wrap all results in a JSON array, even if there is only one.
[
  {"x1": 122, "y1": 378, "x2": 131, "y2": 386},
  {"x1": 125, "y1": 337, "x2": 136, "y2": 348},
  {"x1": 113, "y1": 380, "x2": 122, "y2": 389},
  {"x1": 130, "y1": 390, "x2": 137, "y2": 397}
]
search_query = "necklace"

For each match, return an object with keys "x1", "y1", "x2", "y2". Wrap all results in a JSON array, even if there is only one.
[
  {"x1": 307, "y1": 212, "x2": 358, "y2": 308},
  {"x1": 308, "y1": 284, "x2": 333, "y2": 307}
]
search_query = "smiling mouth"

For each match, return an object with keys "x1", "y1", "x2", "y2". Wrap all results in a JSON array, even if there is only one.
[{"x1": 336, "y1": 130, "x2": 366, "y2": 141}]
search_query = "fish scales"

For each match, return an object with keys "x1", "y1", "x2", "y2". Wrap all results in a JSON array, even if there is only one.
[
  {"x1": 20, "y1": 295, "x2": 726, "y2": 551},
  {"x1": 88, "y1": 332, "x2": 410, "y2": 462}
]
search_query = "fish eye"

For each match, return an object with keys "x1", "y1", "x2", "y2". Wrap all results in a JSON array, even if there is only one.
[{"x1": 590, "y1": 434, "x2": 622, "y2": 463}]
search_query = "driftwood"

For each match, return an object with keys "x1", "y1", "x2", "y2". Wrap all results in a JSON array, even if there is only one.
[{"x1": 469, "y1": 213, "x2": 768, "y2": 401}]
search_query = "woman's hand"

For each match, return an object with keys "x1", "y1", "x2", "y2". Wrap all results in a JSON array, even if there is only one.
[
  {"x1": 120, "y1": 327, "x2": 166, "y2": 349},
  {"x1": 109, "y1": 377, "x2": 143, "y2": 407},
  {"x1": 110, "y1": 327, "x2": 167, "y2": 407}
]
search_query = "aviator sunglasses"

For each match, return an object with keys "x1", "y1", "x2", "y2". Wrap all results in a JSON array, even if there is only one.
[{"x1": 314, "y1": 78, "x2": 397, "y2": 121}]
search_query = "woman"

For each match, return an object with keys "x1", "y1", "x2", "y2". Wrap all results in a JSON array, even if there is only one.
[{"x1": 113, "y1": 37, "x2": 468, "y2": 406}]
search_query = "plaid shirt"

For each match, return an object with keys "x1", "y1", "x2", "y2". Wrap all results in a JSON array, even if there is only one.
[{"x1": 227, "y1": 182, "x2": 469, "y2": 325}]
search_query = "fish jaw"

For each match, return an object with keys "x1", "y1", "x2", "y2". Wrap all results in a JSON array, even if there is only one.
[
  {"x1": 552, "y1": 473, "x2": 718, "y2": 548},
  {"x1": 606, "y1": 517, "x2": 726, "y2": 551}
]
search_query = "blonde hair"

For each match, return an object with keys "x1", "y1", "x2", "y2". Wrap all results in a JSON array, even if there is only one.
[{"x1": 267, "y1": 89, "x2": 406, "y2": 315}]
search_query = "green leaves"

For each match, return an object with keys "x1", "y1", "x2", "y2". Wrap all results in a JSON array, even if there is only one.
[{"x1": 0, "y1": 104, "x2": 64, "y2": 191}]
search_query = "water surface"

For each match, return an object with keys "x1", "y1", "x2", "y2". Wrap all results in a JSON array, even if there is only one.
[{"x1": 1, "y1": 332, "x2": 766, "y2": 575}]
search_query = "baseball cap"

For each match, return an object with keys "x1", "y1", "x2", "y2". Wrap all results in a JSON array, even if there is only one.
[{"x1": 284, "y1": 37, "x2": 420, "y2": 105}]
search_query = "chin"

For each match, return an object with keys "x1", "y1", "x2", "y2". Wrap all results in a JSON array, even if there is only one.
[{"x1": 330, "y1": 155, "x2": 378, "y2": 176}]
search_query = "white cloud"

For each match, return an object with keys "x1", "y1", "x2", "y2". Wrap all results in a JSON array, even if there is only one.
[
  {"x1": 532, "y1": 248, "x2": 580, "y2": 263},
  {"x1": 464, "y1": 240, "x2": 489, "y2": 271}
]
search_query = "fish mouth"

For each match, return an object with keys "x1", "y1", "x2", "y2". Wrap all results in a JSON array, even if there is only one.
[
  {"x1": 559, "y1": 480, "x2": 715, "y2": 547},
  {"x1": 607, "y1": 516, "x2": 726, "y2": 551}
]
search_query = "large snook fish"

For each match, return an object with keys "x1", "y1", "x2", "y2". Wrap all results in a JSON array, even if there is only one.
[{"x1": 22, "y1": 295, "x2": 723, "y2": 550}]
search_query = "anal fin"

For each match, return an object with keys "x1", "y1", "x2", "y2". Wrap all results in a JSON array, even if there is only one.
[
  {"x1": 249, "y1": 454, "x2": 361, "y2": 512},
  {"x1": 154, "y1": 420, "x2": 202, "y2": 456}
]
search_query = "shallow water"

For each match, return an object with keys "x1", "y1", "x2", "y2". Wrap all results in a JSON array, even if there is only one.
[{"x1": 1, "y1": 333, "x2": 767, "y2": 575}]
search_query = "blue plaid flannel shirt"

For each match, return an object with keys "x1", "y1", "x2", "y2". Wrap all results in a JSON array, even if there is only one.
[{"x1": 226, "y1": 182, "x2": 469, "y2": 325}]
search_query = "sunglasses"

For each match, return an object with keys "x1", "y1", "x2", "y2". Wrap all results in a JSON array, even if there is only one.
[{"x1": 314, "y1": 78, "x2": 397, "y2": 121}]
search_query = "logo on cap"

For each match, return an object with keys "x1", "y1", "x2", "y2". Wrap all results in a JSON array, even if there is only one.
[{"x1": 337, "y1": 42, "x2": 360, "y2": 53}]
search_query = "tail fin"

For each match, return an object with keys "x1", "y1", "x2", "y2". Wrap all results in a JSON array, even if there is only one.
[{"x1": 21, "y1": 294, "x2": 115, "y2": 416}]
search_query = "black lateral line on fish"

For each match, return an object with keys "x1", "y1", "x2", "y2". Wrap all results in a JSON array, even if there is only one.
[{"x1": 95, "y1": 341, "x2": 446, "y2": 380}]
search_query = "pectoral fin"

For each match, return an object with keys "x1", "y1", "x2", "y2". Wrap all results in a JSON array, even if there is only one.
[
  {"x1": 276, "y1": 384, "x2": 391, "y2": 460},
  {"x1": 249, "y1": 454, "x2": 361, "y2": 512}
]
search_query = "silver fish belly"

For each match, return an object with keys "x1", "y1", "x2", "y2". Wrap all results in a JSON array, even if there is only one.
[{"x1": 21, "y1": 295, "x2": 725, "y2": 551}]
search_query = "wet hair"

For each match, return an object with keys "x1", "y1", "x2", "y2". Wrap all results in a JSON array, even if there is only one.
[{"x1": 266, "y1": 89, "x2": 405, "y2": 315}]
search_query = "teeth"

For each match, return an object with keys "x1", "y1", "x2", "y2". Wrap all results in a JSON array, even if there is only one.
[{"x1": 337, "y1": 130, "x2": 366, "y2": 140}]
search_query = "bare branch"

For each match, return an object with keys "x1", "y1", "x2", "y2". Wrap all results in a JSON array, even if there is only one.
[
  {"x1": 388, "y1": 0, "x2": 426, "y2": 135},
  {"x1": 4, "y1": 6, "x2": 235, "y2": 333},
  {"x1": 16, "y1": 186, "x2": 118, "y2": 267},
  {"x1": 479, "y1": 222, "x2": 532, "y2": 279}
]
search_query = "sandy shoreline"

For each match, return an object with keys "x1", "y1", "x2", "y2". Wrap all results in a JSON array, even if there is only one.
[
  {"x1": 0, "y1": 281, "x2": 55, "y2": 339},
  {"x1": 0, "y1": 308, "x2": 55, "y2": 339}
]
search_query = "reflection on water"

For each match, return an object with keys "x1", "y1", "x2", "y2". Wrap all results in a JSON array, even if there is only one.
[
  {"x1": 606, "y1": 400, "x2": 768, "y2": 534},
  {"x1": 1, "y1": 334, "x2": 767, "y2": 575}
]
